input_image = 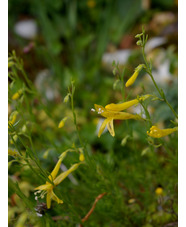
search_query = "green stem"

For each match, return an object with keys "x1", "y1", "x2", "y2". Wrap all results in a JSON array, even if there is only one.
[
  {"x1": 16, "y1": 133, "x2": 52, "y2": 183},
  {"x1": 70, "y1": 88, "x2": 84, "y2": 148},
  {"x1": 121, "y1": 68, "x2": 126, "y2": 102},
  {"x1": 140, "y1": 101, "x2": 152, "y2": 129},
  {"x1": 10, "y1": 133, "x2": 46, "y2": 181},
  {"x1": 142, "y1": 46, "x2": 178, "y2": 119},
  {"x1": 69, "y1": 83, "x2": 93, "y2": 168}
]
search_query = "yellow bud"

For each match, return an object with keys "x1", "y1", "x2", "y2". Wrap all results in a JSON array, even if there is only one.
[
  {"x1": 125, "y1": 71, "x2": 139, "y2": 87},
  {"x1": 58, "y1": 117, "x2": 68, "y2": 128},
  {"x1": 12, "y1": 89, "x2": 22, "y2": 100},
  {"x1": 79, "y1": 153, "x2": 85, "y2": 162},
  {"x1": 155, "y1": 187, "x2": 163, "y2": 195},
  {"x1": 125, "y1": 64, "x2": 144, "y2": 87}
]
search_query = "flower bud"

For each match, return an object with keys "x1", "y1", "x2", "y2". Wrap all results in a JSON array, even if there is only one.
[{"x1": 58, "y1": 117, "x2": 68, "y2": 128}]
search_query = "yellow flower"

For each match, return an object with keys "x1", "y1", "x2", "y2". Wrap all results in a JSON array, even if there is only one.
[
  {"x1": 94, "y1": 104, "x2": 141, "y2": 137},
  {"x1": 147, "y1": 125, "x2": 178, "y2": 138},
  {"x1": 34, "y1": 151, "x2": 82, "y2": 209},
  {"x1": 125, "y1": 64, "x2": 145, "y2": 87},
  {"x1": 155, "y1": 187, "x2": 163, "y2": 195},
  {"x1": 94, "y1": 95, "x2": 150, "y2": 137}
]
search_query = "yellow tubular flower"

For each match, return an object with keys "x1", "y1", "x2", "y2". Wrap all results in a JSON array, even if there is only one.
[
  {"x1": 34, "y1": 152, "x2": 82, "y2": 209},
  {"x1": 54, "y1": 163, "x2": 81, "y2": 186},
  {"x1": 125, "y1": 64, "x2": 144, "y2": 87},
  {"x1": 94, "y1": 103, "x2": 142, "y2": 138},
  {"x1": 147, "y1": 126, "x2": 178, "y2": 138},
  {"x1": 105, "y1": 95, "x2": 150, "y2": 111}
]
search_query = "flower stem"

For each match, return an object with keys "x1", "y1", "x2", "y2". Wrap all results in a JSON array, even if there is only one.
[
  {"x1": 70, "y1": 84, "x2": 84, "y2": 148},
  {"x1": 142, "y1": 46, "x2": 178, "y2": 119}
]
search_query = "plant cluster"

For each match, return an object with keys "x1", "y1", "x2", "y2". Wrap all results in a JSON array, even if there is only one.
[{"x1": 8, "y1": 29, "x2": 178, "y2": 227}]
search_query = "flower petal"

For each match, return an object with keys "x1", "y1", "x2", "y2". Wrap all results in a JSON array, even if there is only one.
[
  {"x1": 107, "y1": 112, "x2": 142, "y2": 120},
  {"x1": 34, "y1": 184, "x2": 51, "y2": 191},
  {"x1": 105, "y1": 95, "x2": 150, "y2": 111},
  {"x1": 94, "y1": 104, "x2": 142, "y2": 120},
  {"x1": 98, "y1": 118, "x2": 110, "y2": 137},
  {"x1": 54, "y1": 163, "x2": 81, "y2": 186},
  {"x1": 49, "y1": 157, "x2": 63, "y2": 181},
  {"x1": 46, "y1": 190, "x2": 53, "y2": 209},
  {"x1": 107, "y1": 118, "x2": 115, "y2": 137},
  {"x1": 52, "y1": 191, "x2": 63, "y2": 204}
]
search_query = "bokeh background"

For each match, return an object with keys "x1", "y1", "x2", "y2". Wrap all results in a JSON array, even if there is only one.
[
  {"x1": 8, "y1": 0, "x2": 178, "y2": 226},
  {"x1": 8, "y1": 0, "x2": 178, "y2": 93}
]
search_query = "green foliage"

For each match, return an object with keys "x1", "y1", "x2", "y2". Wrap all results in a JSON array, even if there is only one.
[{"x1": 8, "y1": 1, "x2": 178, "y2": 226}]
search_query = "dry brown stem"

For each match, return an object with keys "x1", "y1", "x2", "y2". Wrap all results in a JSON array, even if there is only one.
[{"x1": 80, "y1": 192, "x2": 107, "y2": 226}]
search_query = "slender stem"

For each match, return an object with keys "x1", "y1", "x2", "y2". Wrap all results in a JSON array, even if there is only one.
[
  {"x1": 148, "y1": 69, "x2": 178, "y2": 119},
  {"x1": 17, "y1": 133, "x2": 52, "y2": 183},
  {"x1": 10, "y1": 133, "x2": 46, "y2": 181},
  {"x1": 142, "y1": 46, "x2": 178, "y2": 119},
  {"x1": 140, "y1": 101, "x2": 152, "y2": 128},
  {"x1": 69, "y1": 83, "x2": 93, "y2": 167},
  {"x1": 164, "y1": 98, "x2": 178, "y2": 119},
  {"x1": 70, "y1": 87, "x2": 84, "y2": 148},
  {"x1": 121, "y1": 68, "x2": 126, "y2": 102}
]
